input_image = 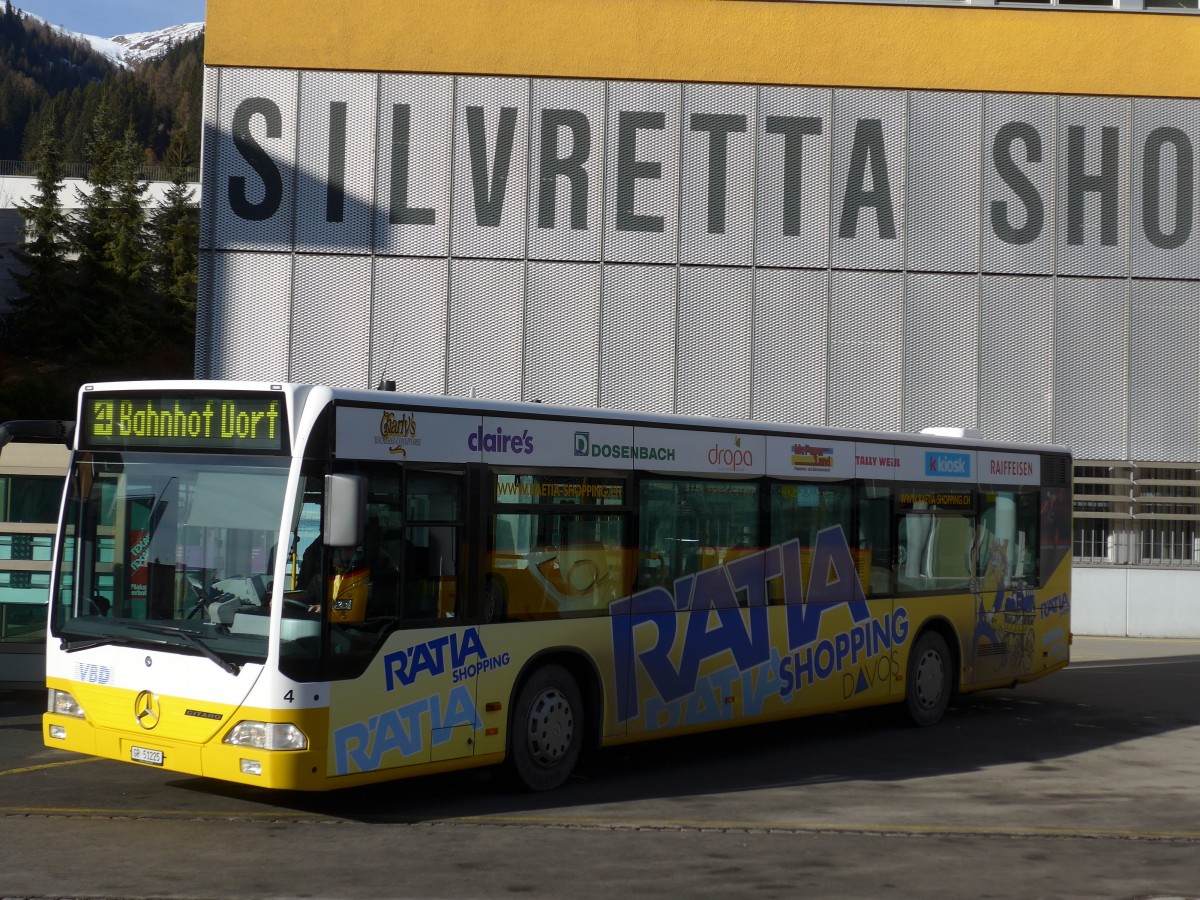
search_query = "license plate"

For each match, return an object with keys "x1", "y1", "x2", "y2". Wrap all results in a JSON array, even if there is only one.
[{"x1": 130, "y1": 746, "x2": 164, "y2": 766}]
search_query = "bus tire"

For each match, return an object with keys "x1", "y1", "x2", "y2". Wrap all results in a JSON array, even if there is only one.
[
  {"x1": 508, "y1": 664, "x2": 583, "y2": 791},
  {"x1": 904, "y1": 630, "x2": 952, "y2": 727}
]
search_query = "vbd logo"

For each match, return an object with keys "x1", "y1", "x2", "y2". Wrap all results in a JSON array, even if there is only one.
[
  {"x1": 76, "y1": 663, "x2": 112, "y2": 684},
  {"x1": 925, "y1": 451, "x2": 970, "y2": 478}
]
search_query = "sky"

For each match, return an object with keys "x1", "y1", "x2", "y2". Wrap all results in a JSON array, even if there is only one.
[{"x1": 21, "y1": 0, "x2": 206, "y2": 37}]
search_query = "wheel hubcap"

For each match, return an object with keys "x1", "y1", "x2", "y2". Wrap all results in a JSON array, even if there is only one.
[
  {"x1": 525, "y1": 686, "x2": 574, "y2": 768},
  {"x1": 915, "y1": 649, "x2": 945, "y2": 709}
]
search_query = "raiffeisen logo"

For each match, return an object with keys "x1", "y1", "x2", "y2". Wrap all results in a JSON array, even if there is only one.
[{"x1": 926, "y1": 451, "x2": 971, "y2": 478}]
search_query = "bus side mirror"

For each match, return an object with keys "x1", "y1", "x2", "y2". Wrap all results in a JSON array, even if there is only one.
[{"x1": 324, "y1": 474, "x2": 366, "y2": 548}]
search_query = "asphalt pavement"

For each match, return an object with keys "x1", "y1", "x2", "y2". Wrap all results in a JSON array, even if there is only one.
[{"x1": 1, "y1": 635, "x2": 1199, "y2": 900}]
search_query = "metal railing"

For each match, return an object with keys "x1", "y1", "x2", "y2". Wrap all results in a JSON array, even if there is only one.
[
  {"x1": 0, "y1": 160, "x2": 199, "y2": 183},
  {"x1": 1073, "y1": 462, "x2": 1200, "y2": 567}
]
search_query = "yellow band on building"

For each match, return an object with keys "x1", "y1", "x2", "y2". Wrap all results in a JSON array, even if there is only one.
[{"x1": 205, "y1": 0, "x2": 1200, "y2": 98}]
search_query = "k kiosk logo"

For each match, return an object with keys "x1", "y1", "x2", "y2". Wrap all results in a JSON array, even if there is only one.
[{"x1": 924, "y1": 451, "x2": 971, "y2": 479}]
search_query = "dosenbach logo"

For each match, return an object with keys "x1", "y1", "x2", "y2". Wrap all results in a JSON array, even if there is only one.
[{"x1": 573, "y1": 430, "x2": 675, "y2": 461}]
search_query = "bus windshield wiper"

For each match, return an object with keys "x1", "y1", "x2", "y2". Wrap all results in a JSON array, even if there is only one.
[
  {"x1": 61, "y1": 632, "x2": 133, "y2": 653},
  {"x1": 126, "y1": 622, "x2": 241, "y2": 676}
]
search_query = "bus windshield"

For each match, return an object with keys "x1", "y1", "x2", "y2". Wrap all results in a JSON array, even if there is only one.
[{"x1": 52, "y1": 452, "x2": 291, "y2": 669}]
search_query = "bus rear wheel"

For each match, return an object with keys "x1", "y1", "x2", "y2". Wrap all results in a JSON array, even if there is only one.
[
  {"x1": 904, "y1": 631, "x2": 952, "y2": 726},
  {"x1": 508, "y1": 664, "x2": 583, "y2": 791}
]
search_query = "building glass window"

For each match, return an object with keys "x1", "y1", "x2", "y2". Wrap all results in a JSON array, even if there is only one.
[
  {"x1": 0, "y1": 475, "x2": 62, "y2": 524},
  {"x1": 0, "y1": 571, "x2": 51, "y2": 643}
]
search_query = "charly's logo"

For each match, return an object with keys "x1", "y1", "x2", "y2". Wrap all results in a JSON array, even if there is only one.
[
  {"x1": 378, "y1": 411, "x2": 419, "y2": 456},
  {"x1": 134, "y1": 690, "x2": 161, "y2": 730}
]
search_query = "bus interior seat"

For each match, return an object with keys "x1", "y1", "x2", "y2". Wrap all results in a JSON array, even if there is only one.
[
  {"x1": 927, "y1": 517, "x2": 973, "y2": 587},
  {"x1": 209, "y1": 597, "x2": 242, "y2": 626}
]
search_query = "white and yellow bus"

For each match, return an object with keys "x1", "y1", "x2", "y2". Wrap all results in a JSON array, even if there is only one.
[{"x1": 44, "y1": 381, "x2": 1072, "y2": 791}]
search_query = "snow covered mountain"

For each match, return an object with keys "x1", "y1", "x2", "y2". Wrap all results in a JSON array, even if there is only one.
[
  {"x1": 88, "y1": 21, "x2": 204, "y2": 66},
  {"x1": 18, "y1": 7, "x2": 203, "y2": 67}
]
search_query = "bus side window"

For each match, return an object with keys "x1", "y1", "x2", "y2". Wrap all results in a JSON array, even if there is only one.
[
  {"x1": 638, "y1": 478, "x2": 759, "y2": 602},
  {"x1": 980, "y1": 488, "x2": 1041, "y2": 587},
  {"x1": 768, "y1": 481, "x2": 853, "y2": 604},
  {"x1": 402, "y1": 471, "x2": 464, "y2": 625},
  {"x1": 489, "y1": 474, "x2": 629, "y2": 621},
  {"x1": 858, "y1": 482, "x2": 893, "y2": 597},
  {"x1": 910, "y1": 513, "x2": 973, "y2": 590}
]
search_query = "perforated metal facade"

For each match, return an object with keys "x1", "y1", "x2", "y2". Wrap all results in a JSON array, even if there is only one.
[{"x1": 199, "y1": 69, "x2": 1200, "y2": 462}]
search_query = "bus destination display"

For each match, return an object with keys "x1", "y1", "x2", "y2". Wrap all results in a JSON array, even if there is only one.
[{"x1": 82, "y1": 393, "x2": 287, "y2": 452}]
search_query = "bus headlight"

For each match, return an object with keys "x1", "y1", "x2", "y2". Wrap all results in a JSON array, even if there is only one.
[
  {"x1": 223, "y1": 721, "x2": 308, "y2": 751},
  {"x1": 48, "y1": 689, "x2": 85, "y2": 718}
]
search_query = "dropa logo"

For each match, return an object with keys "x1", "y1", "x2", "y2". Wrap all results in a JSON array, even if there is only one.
[
  {"x1": 925, "y1": 451, "x2": 971, "y2": 478},
  {"x1": 709, "y1": 436, "x2": 753, "y2": 470}
]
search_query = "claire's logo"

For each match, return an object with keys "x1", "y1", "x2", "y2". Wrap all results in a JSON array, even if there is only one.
[{"x1": 468, "y1": 425, "x2": 533, "y2": 455}]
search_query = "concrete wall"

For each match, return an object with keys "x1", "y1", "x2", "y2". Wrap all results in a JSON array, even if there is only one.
[{"x1": 1073, "y1": 566, "x2": 1200, "y2": 637}]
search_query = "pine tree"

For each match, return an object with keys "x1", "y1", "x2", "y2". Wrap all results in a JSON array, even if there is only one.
[
  {"x1": 149, "y1": 131, "x2": 198, "y2": 343},
  {"x1": 70, "y1": 93, "x2": 151, "y2": 364},
  {"x1": 5, "y1": 118, "x2": 74, "y2": 355}
]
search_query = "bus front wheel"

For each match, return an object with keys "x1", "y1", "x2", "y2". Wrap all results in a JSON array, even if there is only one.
[
  {"x1": 904, "y1": 631, "x2": 952, "y2": 727},
  {"x1": 508, "y1": 664, "x2": 583, "y2": 791}
]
